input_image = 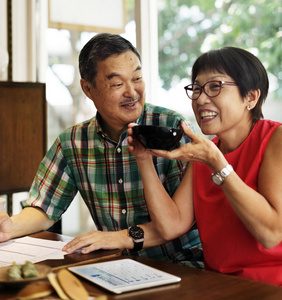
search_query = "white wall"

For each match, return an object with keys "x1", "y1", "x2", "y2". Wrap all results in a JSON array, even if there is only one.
[
  {"x1": 135, "y1": 0, "x2": 158, "y2": 103},
  {"x1": 0, "y1": 0, "x2": 7, "y2": 45},
  {"x1": 12, "y1": 0, "x2": 47, "y2": 82},
  {"x1": 0, "y1": 0, "x2": 48, "y2": 82},
  {"x1": 0, "y1": 0, "x2": 8, "y2": 80}
]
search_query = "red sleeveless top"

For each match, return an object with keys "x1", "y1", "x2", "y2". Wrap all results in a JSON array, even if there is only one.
[{"x1": 193, "y1": 119, "x2": 282, "y2": 285}]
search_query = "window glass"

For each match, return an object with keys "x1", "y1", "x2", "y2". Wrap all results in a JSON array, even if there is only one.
[
  {"x1": 157, "y1": 0, "x2": 282, "y2": 133},
  {"x1": 46, "y1": 0, "x2": 136, "y2": 147},
  {"x1": 46, "y1": 0, "x2": 135, "y2": 236}
]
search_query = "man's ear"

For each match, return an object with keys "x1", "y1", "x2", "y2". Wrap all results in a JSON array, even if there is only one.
[
  {"x1": 246, "y1": 89, "x2": 261, "y2": 110},
  {"x1": 80, "y1": 79, "x2": 93, "y2": 99}
]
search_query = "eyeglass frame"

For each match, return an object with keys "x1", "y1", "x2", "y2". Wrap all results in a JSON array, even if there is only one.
[{"x1": 184, "y1": 80, "x2": 238, "y2": 100}]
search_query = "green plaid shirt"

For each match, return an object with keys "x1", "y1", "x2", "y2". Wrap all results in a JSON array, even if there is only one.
[{"x1": 27, "y1": 104, "x2": 203, "y2": 267}]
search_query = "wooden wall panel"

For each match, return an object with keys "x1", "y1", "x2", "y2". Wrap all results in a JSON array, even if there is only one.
[{"x1": 0, "y1": 81, "x2": 46, "y2": 194}]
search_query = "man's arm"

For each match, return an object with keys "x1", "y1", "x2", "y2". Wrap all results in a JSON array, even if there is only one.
[
  {"x1": 62, "y1": 222, "x2": 166, "y2": 254},
  {"x1": 0, "y1": 207, "x2": 55, "y2": 242}
]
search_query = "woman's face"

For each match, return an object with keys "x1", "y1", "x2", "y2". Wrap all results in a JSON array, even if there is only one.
[{"x1": 192, "y1": 71, "x2": 252, "y2": 140}]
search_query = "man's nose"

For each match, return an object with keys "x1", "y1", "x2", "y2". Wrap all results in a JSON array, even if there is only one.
[{"x1": 124, "y1": 82, "x2": 135, "y2": 98}]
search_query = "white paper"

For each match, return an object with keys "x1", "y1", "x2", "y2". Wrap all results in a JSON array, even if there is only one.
[{"x1": 0, "y1": 236, "x2": 69, "y2": 267}]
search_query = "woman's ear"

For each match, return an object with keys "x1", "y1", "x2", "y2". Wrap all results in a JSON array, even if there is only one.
[
  {"x1": 246, "y1": 89, "x2": 261, "y2": 110},
  {"x1": 80, "y1": 79, "x2": 93, "y2": 99}
]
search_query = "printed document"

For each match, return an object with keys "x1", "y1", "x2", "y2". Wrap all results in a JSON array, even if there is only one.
[{"x1": 0, "y1": 236, "x2": 68, "y2": 267}]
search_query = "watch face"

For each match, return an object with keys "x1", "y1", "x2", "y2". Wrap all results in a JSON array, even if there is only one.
[
  {"x1": 129, "y1": 226, "x2": 144, "y2": 239},
  {"x1": 211, "y1": 173, "x2": 223, "y2": 186}
]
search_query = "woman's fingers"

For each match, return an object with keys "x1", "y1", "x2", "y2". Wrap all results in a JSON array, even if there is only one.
[{"x1": 181, "y1": 121, "x2": 199, "y2": 142}]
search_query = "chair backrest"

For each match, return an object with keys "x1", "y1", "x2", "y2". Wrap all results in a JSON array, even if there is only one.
[{"x1": 0, "y1": 81, "x2": 47, "y2": 214}]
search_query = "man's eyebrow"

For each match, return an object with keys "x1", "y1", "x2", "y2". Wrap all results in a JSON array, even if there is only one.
[
  {"x1": 106, "y1": 66, "x2": 142, "y2": 80},
  {"x1": 106, "y1": 73, "x2": 120, "y2": 80}
]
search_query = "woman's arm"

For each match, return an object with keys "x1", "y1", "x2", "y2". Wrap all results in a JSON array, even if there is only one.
[
  {"x1": 221, "y1": 125, "x2": 282, "y2": 248},
  {"x1": 127, "y1": 124, "x2": 195, "y2": 241},
  {"x1": 148, "y1": 123, "x2": 282, "y2": 249},
  {"x1": 137, "y1": 156, "x2": 195, "y2": 241}
]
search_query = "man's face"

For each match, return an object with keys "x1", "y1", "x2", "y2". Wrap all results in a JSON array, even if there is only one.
[{"x1": 81, "y1": 51, "x2": 146, "y2": 137}]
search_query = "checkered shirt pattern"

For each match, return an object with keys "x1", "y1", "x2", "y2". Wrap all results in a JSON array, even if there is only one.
[{"x1": 26, "y1": 103, "x2": 203, "y2": 267}]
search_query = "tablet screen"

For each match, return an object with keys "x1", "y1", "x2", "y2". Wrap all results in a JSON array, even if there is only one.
[{"x1": 68, "y1": 258, "x2": 181, "y2": 294}]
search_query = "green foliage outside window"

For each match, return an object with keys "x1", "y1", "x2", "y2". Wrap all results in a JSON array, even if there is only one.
[{"x1": 158, "y1": 0, "x2": 282, "y2": 100}]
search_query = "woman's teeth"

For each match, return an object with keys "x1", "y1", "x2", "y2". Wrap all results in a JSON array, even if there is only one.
[{"x1": 201, "y1": 111, "x2": 217, "y2": 119}]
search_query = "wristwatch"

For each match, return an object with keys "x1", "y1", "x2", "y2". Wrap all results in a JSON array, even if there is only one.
[
  {"x1": 128, "y1": 225, "x2": 144, "y2": 251},
  {"x1": 211, "y1": 164, "x2": 234, "y2": 186}
]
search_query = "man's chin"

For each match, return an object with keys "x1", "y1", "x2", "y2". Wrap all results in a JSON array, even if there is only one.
[{"x1": 127, "y1": 103, "x2": 143, "y2": 118}]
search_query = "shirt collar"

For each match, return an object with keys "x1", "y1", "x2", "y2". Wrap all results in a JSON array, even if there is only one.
[
  {"x1": 95, "y1": 111, "x2": 128, "y2": 144},
  {"x1": 135, "y1": 103, "x2": 147, "y2": 125},
  {"x1": 95, "y1": 111, "x2": 104, "y2": 135}
]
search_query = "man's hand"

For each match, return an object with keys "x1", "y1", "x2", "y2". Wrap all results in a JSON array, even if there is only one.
[
  {"x1": 0, "y1": 212, "x2": 12, "y2": 242},
  {"x1": 127, "y1": 123, "x2": 152, "y2": 161},
  {"x1": 62, "y1": 230, "x2": 133, "y2": 254}
]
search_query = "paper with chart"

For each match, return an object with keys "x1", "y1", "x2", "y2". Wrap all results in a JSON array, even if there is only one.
[{"x1": 0, "y1": 236, "x2": 68, "y2": 267}]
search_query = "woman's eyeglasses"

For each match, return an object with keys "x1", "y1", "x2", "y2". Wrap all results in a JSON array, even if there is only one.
[{"x1": 184, "y1": 80, "x2": 237, "y2": 100}]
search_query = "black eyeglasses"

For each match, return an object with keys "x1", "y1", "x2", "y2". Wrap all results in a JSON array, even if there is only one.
[{"x1": 184, "y1": 80, "x2": 237, "y2": 100}]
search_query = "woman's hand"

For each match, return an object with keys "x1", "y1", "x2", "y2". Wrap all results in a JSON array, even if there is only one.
[{"x1": 150, "y1": 121, "x2": 224, "y2": 171}]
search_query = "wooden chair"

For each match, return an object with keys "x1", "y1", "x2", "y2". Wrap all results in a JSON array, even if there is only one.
[{"x1": 0, "y1": 81, "x2": 61, "y2": 233}]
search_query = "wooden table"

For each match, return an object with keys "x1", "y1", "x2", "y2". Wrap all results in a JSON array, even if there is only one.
[{"x1": 1, "y1": 231, "x2": 282, "y2": 299}]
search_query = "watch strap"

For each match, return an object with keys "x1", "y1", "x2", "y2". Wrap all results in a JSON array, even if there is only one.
[
  {"x1": 219, "y1": 164, "x2": 233, "y2": 178},
  {"x1": 211, "y1": 164, "x2": 233, "y2": 186},
  {"x1": 132, "y1": 238, "x2": 144, "y2": 251}
]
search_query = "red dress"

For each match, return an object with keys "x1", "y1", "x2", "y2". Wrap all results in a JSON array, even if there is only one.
[{"x1": 193, "y1": 119, "x2": 282, "y2": 285}]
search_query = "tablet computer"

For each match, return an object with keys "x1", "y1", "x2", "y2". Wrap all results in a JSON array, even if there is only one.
[{"x1": 68, "y1": 258, "x2": 181, "y2": 294}]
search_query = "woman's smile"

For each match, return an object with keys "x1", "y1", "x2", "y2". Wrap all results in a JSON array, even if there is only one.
[{"x1": 198, "y1": 109, "x2": 218, "y2": 123}]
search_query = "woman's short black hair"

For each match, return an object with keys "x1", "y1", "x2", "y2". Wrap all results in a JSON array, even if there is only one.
[
  {"x1": 191, "y1": 47, "x2": 269, "y2": 123},
  {"x1": 79, "y1": 33, "x2": 141, "y2": 87}
]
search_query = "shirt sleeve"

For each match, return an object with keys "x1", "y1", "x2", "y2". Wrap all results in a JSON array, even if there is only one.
[{"x1": 25, "y1": 137, "x2": 77, "y2": 221}]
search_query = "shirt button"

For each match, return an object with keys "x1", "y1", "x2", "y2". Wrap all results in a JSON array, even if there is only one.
[
  {"x1": 122, "y1": 209, "x2": 127, "y2": 214},
  {"x1": 118, "y1": 178, "x2": 123, "y2": 184},
  {"x1": 117, "y1": 147, "x2": 121, "y2": 153}
]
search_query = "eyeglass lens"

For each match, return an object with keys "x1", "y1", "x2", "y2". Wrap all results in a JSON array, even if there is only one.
[{"x1": 186, "y1": 81, "x2": 222, "y2": 100}]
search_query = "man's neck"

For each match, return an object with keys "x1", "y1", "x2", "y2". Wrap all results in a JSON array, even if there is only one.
[{"x1": 98, "y1": 115, "x2": 126, "y2": 143}]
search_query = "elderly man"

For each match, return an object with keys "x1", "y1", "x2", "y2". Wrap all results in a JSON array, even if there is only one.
[{"x1": 0, "y1": 33, "x2": 203, "y2": 268}]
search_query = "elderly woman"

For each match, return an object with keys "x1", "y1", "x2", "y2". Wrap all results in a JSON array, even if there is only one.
[{"x1": 127, "y1": 47, "x2": 282, "y2": 286}]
